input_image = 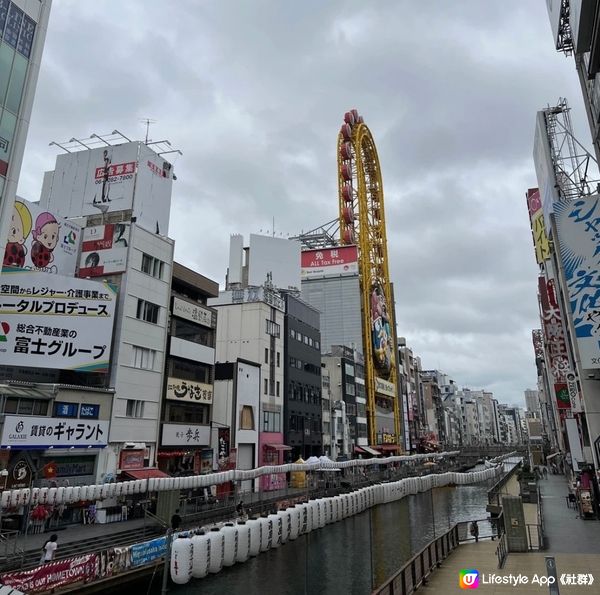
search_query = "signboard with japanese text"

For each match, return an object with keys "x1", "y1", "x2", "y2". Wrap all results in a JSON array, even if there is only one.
[
  {"x1": 1, "y1": 415, "x2": 108, "y2": 448},
  {"x1": 526, "y1": 188, "x2": 551, "y2": 264},
  {"x1": 161, "y1": 423, "x2": 210, "y2": 446},
  {"x1": 301, "y1": 245, "x2": 358, "y2": 280},
  {"x1": 533, "y1": 111, "x2": 560, "y2": 231},
  {"x1": 130, "y1": 537, "x2": 166, "y2": 568},
  {"x1": 3, "y1": 198, "x2": 80, "y2": 276},
  {"x1": 41, "y1": 142, "x2": 174, "y2": 235},
  {"x1": 172, "y1": 296, "x2": 215, "y2": 328},
  {"x1": 213, "y1": 286, "x2": 285, "y2": 312},
  {"x1": 165, "y1": 377, "x2": 213, "y2": 404},
  {"x1": 218, "y1": 427, "x2": 230, "y2": 460},
  {"x1": 0, "y1": 553, "x2": 98, "y2": 594},
  {"x1": 532, "y1": 329, "x2": 544, "y2": 361},
  {"x1": 0, "y1": 270, "x2": 117, "y2": 372},
  {"x1": 566, "y1": 372, "x2": 583, "y2": 413},
  {"x1": 555, "y1": 196, "x2": 600, "y2": 368},
  {"x1": 375, "y1": 376, "x2": 395, "y2": 397},
  {"x1": 78, "y1": 223, "x2": 129, "y2": 277},
  {"x1": 119, "y1": 450, "x2": 145, "y2": 471},
  {"x1": 538, "y1": 274, "x2": 570, "y2": 409}
]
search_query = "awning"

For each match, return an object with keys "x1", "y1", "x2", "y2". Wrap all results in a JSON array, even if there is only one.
[
  {"x1": 361, "y1": 446, "x2": 382, "y2": 456},
  {"x1": 546, "y1": 452, "x2": 561, "y2": 461},
  {"x1": 0, "y1": 383, "x2": 57, "y2": 399},
  {"x1": 121, "y1": 468, "x2": 170, "y2": 480},
  {"x1": 378, "y1": 445, "x2": 400, "y2": 452},
  {"x1": 354, "y1": 446, "x2": 367, "y2": 454},
  {"x1": 264, "y1": 444, "x2": 292, "y2": 451}
]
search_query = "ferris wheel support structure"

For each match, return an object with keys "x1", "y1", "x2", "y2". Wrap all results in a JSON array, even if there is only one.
[{"x1": 337, "y1": 110, "x2": 401, "y2": 449}]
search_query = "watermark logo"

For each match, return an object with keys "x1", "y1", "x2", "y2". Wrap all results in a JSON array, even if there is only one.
[{"x1": 459, "y1": 569, "x2": 479, "y2": 589}]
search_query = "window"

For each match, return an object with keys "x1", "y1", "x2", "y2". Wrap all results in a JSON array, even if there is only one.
[
  {"x1": 264, "y1": 378, "x2": 268, "y2": 395},
  {"x1": 141, "y1": 253, "x2": 164, "y2": 279},
  {"x1": 136, "y1": 299, "x2": 160, "y2": 324},
  {"x1": 308, "y1": 337, "x2": 313, "y2": 347},
  {"x1": 263, "y1": 411, "x2": 281, "y2": 433},
  {"x1": 346, "y1": 403, "x2": 356, "y2": 416},
  {"x1": 265, "y1": 320, "x2": 280, "y2": 337},
  {"x1": 5, "y1": 52, "x2": 26, "y2": 114},
  {"x1": 126, "y1": 399, "x2": 144, "y2": 418},
  {"x1": 132, "y1": 345, "x2": 156, "y2": 370},
  {"x1": 296, "y1": 332, "x2": 302, "y2": 343},
  {"x1": 276, "y1": 381, "x2": 280, "y2": 397},
  {"x1": 2, "y1": 397, "x2": 48, "y2": 416},
  {"x1": 172, "y1": 318, "x2": 214, "y2": 346},
  {"x1": 265, "y1": 348, "x2": 269, "y2": 364},
  {"x1": 304, "y1": 335, "x2": 309, "y2": 345},
  {"x1": 240, "y1": 406, "x2": 255, "y2": 430},
  {"x1": 169, "y1": 357, "x2": 211, "y2": 383},
  {"x1": 315, "y1": 341, "x2": 320, "y2": 350},
  {"x1": 289, "y1": 356, "x2": 296, "y2": 368},
  {"x1": 344, "y1": 363, "x2": 355, "y2": 377},
  {"x1": 290, "y1": 329, "x2": 296, "y2": 340},
  {"x1": 168, "y1": 403, "x2": 209, "y2": 424},
  {"x1": 345, "y1": 382, "x2": 355, "y2": 396},
  {"x1": 276, "y1": 352, "x2": 280, "y2": 367}
]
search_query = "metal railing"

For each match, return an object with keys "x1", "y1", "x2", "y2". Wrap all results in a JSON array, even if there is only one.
[
  {"x1": 496, "y1": 532, "x2": 508, "y2": 568},
  {"x1": 372, "y1": 525, "x2": 459, "y2": 595}
]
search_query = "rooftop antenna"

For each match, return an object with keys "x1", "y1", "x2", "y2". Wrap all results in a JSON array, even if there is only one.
[{"x1": 140, "y1": 118, "x2": 157, "y2": 144}]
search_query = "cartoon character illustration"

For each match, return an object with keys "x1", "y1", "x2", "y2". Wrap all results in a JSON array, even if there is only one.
[
  {"x1": 371, "y1": 284, "x2": 393, "y2": 375},
  {"x1": 3, "y1": 201, "x2": 32, "y2": 268},
  {"x1": 30, "y1": 212, "x2": 60, "y2": 269}
]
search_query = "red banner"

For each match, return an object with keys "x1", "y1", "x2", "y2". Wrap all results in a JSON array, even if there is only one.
[{"x1": 1, "y1": 554, "x2": 97, "y2": 593}]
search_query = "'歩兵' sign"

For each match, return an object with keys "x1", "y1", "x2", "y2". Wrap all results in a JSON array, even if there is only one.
[
  {"x1": 166, "y1": 377, "x2": 213, "y2": 404},
  {"x1": 0, "y1": 415, "x2": 109, "y2": 448},
  {"x1": 0, "y1": 270, "x2": 117, "y2": 372},
  {"x1": 162, "y1": 423, "x2": 210, "y2": 446}
]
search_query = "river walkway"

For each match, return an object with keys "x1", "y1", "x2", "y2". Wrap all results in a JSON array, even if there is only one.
[{"x1": 420, "y1": 473, "x2": 600, "y2": 595}]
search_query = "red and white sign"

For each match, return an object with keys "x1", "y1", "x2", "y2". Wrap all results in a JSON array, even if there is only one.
[
  {"x1": 94, "y1": 161, "x2": 136, "y2": 180},
  {"x1": 78, "y1": 223, "x2": 129, "y2": 277},
  {"x1": 1, "y1": 554, "x2": 97, "y2": 593},
  {"x1": 119, "y1": 449, "x2": 145, "y2": 471},
  {"x1": 301, "y1": 245, "x2": 358, "y2": 280}
]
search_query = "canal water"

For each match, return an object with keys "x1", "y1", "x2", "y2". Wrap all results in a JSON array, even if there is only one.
[{"x1": 135, "y1": 470, "x2": 498, "y2": 595}]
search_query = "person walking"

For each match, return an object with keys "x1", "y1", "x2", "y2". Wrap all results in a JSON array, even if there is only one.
[
  {"x1": 543, "y1": 466, "x2": 548, "y2": 480},
  {"x1": 470, "y1": 521, "x2": 479, "y2": 543},
  {"x1": 236, "y1": 500, "x2": 245, "y2": 518},
  {"x1": 39, "y1": 534, "x2": 58, "y2": 565}
]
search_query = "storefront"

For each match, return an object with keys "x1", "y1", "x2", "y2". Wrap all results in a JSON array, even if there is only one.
[{"x1": 259, "y1": 433, "x2": 290, "y2": 491}]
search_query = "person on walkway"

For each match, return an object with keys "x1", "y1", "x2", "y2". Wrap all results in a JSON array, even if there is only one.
[
  {"x1": 470, "y1": 521, "x2": 479, "y2": 543},
  {"x1": 171, "y1": 509, "x2": 182, "y2": 531},
  {"x1": 236, "y1": 500, "x2": 245, "y2": 518},
  {"x1": 40, "y1": 534, "x2": 58, "y2": 565},
  {"x1": 543, "y1": 466, "x2": 548, "y2": 480}
]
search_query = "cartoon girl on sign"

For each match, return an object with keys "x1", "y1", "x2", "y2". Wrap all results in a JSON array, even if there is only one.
[
  {"x1": 30, "y1": 212, "x2": 59, "y2": 270},
  {"x1": 3, "y1": 201, "x2": 32, "y2": 268}
]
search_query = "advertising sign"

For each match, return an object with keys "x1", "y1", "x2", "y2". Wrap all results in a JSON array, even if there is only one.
[
  {"x1": 0, "y1": 554, "x2": 97, "y2": 594},
  {"x1": 375, "y1": 376, "x2": 395, "y2": 397},
  {"x1": 532, "y1": 329, "x2": 544, "y2": 361},
  {"x1": 166, "y1": 377, "x2": 213, "y2": 404},
  {"x1": 218, "y1": 427, "x2": 230, "y2": 461},
  {"x1": 538, "y1": 275, "x2": 570, "y2": 409},
  {"x1": 78, "y1": 223, "x2": 130, "y2": 277},
  {"x1": 7, "y1": 458, "x2": 32, "y2": 489},
  {"x1": 533, "y1": 111, "x2": 560, "y2": 231},
  {"x1": 119, "y1": 450, "x2": 145, "y2": 471},
  {"x1": 172, "y1": 296, "x2": 214, "y2": 328},
  {"x1": 301, "y1": 245, "x2": 358, "y2": 280},
  {"x1": 3, "y1": 198, "x2": 80, "y2": 275},
  {"x1": 200, "y1": 448, "x2": 213, "y2": 474},
  {"x1": 1, "y1": 415, "x2": 109, "y2": 448},
  {"x1": 555, "y1": 196, "x2": 600, "y2": 368},
  {"x1": 130, "y1": 537, "x2": 166, "y2": 568},
  {"x1": 526, "y1": 188, "x2": 551, "y2": 264},
  {"x1": 0, "y1": 270, "x2": 117, "y2": 372},
  {"x1": 566, "y1": 372, "x2": 583, "y2": 413},
  {"x1": 162, "y1": 423, "x2": 210, "y2": 446},
  {"x1": 546, "y1": 0, "x2": 562, "y2": 49},
  {"x1": 370, "y1": 282, "x2": 394, "y2": 379}
]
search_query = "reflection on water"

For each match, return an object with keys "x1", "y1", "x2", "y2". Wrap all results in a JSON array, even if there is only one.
[{"x1": 154, "y1": 477, "x2": 496, "y2": 595}]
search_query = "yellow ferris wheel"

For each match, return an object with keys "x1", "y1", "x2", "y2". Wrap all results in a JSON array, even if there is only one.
[{"x1": 337, "y1": 109, "x2": 400, "y2": 449}]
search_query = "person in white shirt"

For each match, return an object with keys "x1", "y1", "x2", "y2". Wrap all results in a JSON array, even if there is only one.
[{"x1": 39, "y1": 534, "x2": 58, "y2": 565}]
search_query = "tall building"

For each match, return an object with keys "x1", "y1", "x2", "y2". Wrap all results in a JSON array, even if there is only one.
[
  {"x1": 0, "y1": 0, "x2": 51, "y2": 259},
  {"x1": 157, "y1": 262, "x2": 218, "y2": 477},
  {"x1": 524, "y1": 388, "x2": 541, "y2": 418},
  {"x1": 283, "y1": 293, "x2": 322, "y2": 459}
]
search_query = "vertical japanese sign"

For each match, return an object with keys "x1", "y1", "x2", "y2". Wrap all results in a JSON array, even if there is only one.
[
  {"x1": 526, "y1": 188, "x2": 551, "y2": 264},
  {"x1": 0, "y1": 270, "x2": 117, "y2": 372},
  {"x1": 538, "y1": 276, "x2": 571, "y2": 409},
  {"x1": 555, "y1": 196, "x2": 600, "y2": 368},
  {"x1": 532, "y1": 329, "x2": 545, "y2": 361}
]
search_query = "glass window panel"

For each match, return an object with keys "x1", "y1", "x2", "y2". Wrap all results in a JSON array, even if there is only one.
[
  {"x1": 3, "y1": 4, "x2": 22, "y2": 49},
  {"x1": 0, "y1": 0, "x2": 9, "y2": 36},
  {"x1": 6, "y1": 52, "x2": 26, "y2": 113},
  {"x1": 17, "y1": 15, "x2": 34, "y2": 58},
  {"x1": 0, "y1": 42, "x2": 14, "y2": 104}
]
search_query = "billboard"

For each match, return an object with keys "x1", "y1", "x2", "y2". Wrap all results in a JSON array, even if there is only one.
[
  {"x1": 0, "y1": 415, "x2": 109, "y2": 448},
  {"x1": 555, "y1": 195, "x2": 600, "y2": 368},
  {"x1": 165, "y1": 377, "x2": 213, "y2": 404},
  {"x1": 172, "y1": 296, "x2": 215, "y2": 328},
  {"x1": 247, "y1": 234, "x2": 301, "y2": 290},
  {"x1": 526, "y1": 188, "x2": 551, "y2": 264},
  {"x1": 78, "y1": 223, "x2": 130, "y2": 277},
  {"x1": 533, "y1": 111, "x2": 560, "y2": 232},
  {"x1": 0, "y1": 270, "x2": 117, "y2": 372},
  {"x1": 546, "y1": 0, "x2": 562, "y2": 49},
  {"x1": 41, "y1": 142, "x2": 173, "y2": 235},
  {"x1": 3, "y1": 198, "x2": 80, "y2": 275},
  {"x1": 301, "y1": 245, "x2": 358, "y2": 280},
  {"x1": 161, "y1": 423, "x2": 210, "y2": 446},
  {"x1": 371, "y1": 282, "x2": 394, "y2": 379},
  {"x1": 570, "y1": 0, "x2": 595, "y2": 54}
]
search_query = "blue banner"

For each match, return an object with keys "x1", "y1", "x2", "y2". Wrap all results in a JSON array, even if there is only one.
[{"x1": 130, "y1": 536, "x2": 166, "y2": 567}]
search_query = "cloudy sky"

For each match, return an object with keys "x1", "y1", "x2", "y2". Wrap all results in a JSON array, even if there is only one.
[{"x1": 18, "y1": 1, "x2": 592, "y2": 406}]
